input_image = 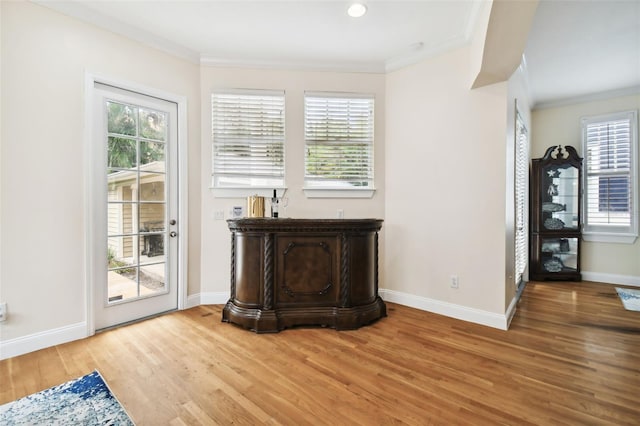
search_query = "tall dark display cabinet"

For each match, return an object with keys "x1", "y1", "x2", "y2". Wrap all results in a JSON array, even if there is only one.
[{"x1": 530, "y1": 145, "x2": 583, "y2": 281}]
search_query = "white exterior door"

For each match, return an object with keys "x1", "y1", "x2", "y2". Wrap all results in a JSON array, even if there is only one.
[{"x1": 91, "y1": 83, "x2": 179, "y2": 330}]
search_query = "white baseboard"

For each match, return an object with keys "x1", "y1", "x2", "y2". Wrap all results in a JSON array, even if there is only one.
[
  {"x1": 186, "y1": 293, "x2": 201, "y2": 308},
  {"x1": 5, "y1": 277, "x2": 631, "y2": 361},
  {"x1": 1, "y1": 292, "x2": 230, "y2": 360},
  {"x1": 1, "y1": 288, "x2": 520, "y2": 360},
  {"x1": 582, "y1": 271, "x2": 640, "y2": 287},
  {"x1": 505, "y1": 292, "x2": 520, "y2": 328},
  {"x1": 379, "y1": 288, "x2": 509, "y2": 330},
  {"x1": 186, "y1": 291, "x2": 229, "y2": 308},
  {"x1": 0, "y1": 322, "x2": 87, "y2": 361},
  {"x1": 196, "y1": 289, "x2": 512, "y2": 330}
]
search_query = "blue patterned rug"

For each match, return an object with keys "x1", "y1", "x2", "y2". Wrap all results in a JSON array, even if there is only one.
[
  {"x1": 616, "y1": 287, "x2": 640, "y2": 312},
  {"x1": 0, "y1": 370, "x2": 134, "y2": 425}
]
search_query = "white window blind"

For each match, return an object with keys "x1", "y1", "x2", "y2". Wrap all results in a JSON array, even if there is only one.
[
  {"x1": 304, "y1": 93, "x2": 374, "y2": 188},
  {"x1": 514, "y1": 112, "x2": 528, "y2": 287},
  {"x1": 212, "y1": 90, "x2": 285, "y2": 188},
  {"x1": 582, "y1": 110, "x2": 638, "y2": 241}
]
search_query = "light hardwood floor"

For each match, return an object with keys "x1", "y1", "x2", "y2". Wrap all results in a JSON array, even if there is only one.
[{"x1": 1, "y1": 281, "x2": 639, "y2": 425}]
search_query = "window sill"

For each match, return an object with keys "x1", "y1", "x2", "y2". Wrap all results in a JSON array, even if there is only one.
[
  {"x1": 303, "y1": 187, "x2": 375, "y2": 199},
  {"x1": 583, "y1": 232, "x2": 638, "y2": 244},
  {"x1": 211, "y1": 187, "x2": 287, "y2": 199}
]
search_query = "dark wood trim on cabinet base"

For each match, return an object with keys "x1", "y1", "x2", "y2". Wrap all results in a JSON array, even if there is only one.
[{"x1": 222, "y1": 296, "x2": 386, "y2": 333}]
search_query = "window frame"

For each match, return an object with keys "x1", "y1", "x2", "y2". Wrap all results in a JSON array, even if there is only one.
[
  {"x1": 211, "y1": 89, "x2": 286, "y2": 198},
  {"x1": 303, "y1": 91, "x2": 375, "y2": 199},
  {"x1": 581, "y1": 110, "x2": 638, "y2": 243}
]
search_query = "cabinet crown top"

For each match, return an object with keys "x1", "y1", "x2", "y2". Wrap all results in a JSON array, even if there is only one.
[
  {"x1": 227, "y1": 218, "x2": 383, "y2": 232},
  {"x1": 541, "y1": 145, "x2": 582, "y2": 163}
]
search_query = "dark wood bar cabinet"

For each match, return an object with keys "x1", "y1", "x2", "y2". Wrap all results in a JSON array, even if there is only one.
[{"x1": 222, "y1": 218, "x2": 386, "y2": 332}]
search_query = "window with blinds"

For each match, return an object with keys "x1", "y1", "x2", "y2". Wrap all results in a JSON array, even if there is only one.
[
  {"x1": 514, "y1": 111, "x2": 528, "y2": 287},
  {"x1": 304, "y1": 93, "x2": 374, "y2": 189},
  {"x1": 212, "y1": 90, "x2": 285, "y2": 188},
  {"x1": 582, "y1": 110, "x2": 638, "y2": 241}
]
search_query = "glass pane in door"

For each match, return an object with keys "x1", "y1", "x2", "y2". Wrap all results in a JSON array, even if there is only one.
[{"x1": 106, "y1": 100, "x2": 168, "y2": 304}]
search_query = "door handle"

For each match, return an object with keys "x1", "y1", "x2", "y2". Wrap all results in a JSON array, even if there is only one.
[{"x1": 169, "y1": 231, "x2": 177, "y2": 238}]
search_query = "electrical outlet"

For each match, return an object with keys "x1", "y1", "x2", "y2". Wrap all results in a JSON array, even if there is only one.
[
  {"x1": 214, "y1": 210, "x2": 225, "y2": 220},
  {"x1": 337, "y1": 209, "x2": 344, "y2": 219},
  {"x1": 0, "y1": 302, "x2": 7, "y2": 322},
  {"x1": 230, "y1": 206, "x2": 244, "y2": 218},
  {"x1": 450, "y1": 275, "x2": 459, "y2": 289}
]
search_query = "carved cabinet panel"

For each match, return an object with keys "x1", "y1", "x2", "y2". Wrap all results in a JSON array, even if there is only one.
[{"x1": 276, "y1": 236, "x2": 339, "y2": 307}]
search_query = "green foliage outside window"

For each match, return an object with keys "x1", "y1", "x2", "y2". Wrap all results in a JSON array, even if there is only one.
[{"x1": 107, "y1": 102, "x2": 166, "y2": 171}]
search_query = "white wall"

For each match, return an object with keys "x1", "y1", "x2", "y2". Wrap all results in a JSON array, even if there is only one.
[
  {"x1": 532, "y1": 93, "x2": 640, "y2": 284},
  {"x1": 198, "y1": 67, "x2": 386, "y2": 300},
  {"x1": 0, "y1": 2, "x2": 201, "y2": 345},
  {"x1": 385, "y1": 46, "x2": 508, "y2": 318}
]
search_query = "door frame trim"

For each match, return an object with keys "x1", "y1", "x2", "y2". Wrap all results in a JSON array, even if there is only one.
[{"x1": 84, "y1": 72, "x2": 188, "y2": 336}]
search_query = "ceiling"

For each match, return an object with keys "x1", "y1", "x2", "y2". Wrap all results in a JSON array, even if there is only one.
[
  {"x1": 36, "y1": 0, "x2": 639, "y2": 108},
  {"x1": 524, "y1": 0, "x2": 640, "y2": 108}
]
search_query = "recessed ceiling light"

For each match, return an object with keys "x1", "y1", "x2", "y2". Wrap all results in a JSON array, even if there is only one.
[{"x1": 347, "y1": 3, "x2": 367, "y2": 18}]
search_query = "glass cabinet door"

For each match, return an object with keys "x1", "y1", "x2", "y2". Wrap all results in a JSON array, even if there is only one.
[
  {"x1": 541, "y1": 164, "x2": 579, "y2": 231},
  {"x1": 540, "y1": 237, "x2": 579, "y2": 273}
]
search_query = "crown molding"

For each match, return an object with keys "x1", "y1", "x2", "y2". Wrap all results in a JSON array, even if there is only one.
[
  {"x1": 33, "y1": 0, "x2": 485, "y2": 75},
  {"x1": 385, "y1": 35, "x2": 469, "y2": 73},
  {"x1": 464, "y1": 0, "x2": 485, "y2": 42},
  {"x1": 533, "y1": 85, "x2": 640, "y2": 110},
  {"x1": 32, "y1": 0, "x2": 470, "y2": 75},
  {"x1": 199, "y1": 55, "x2": 385, "y2": 74},
  {"x1": 33, "y1": 0, "x2": 201, "y2": 64}
]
